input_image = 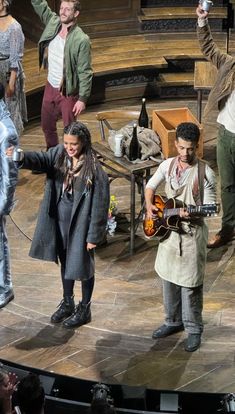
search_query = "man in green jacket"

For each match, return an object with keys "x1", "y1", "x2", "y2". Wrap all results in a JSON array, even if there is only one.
[
  {"x1": 31, "y1": 0, "x2": 93, "y2": 148},
  {"x1": 196, "y1": 3, "x2": 235, "y2": 247}
]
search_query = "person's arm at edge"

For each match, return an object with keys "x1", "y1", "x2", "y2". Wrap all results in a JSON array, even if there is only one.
[
  {"x1": 73, "y1": 37, "x2": 93, "y2": 117},
  {"x1": 196, "y1": 3, "x2": 233, "y2": 69}
]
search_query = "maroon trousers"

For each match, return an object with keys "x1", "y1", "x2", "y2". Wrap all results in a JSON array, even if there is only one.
[{"x1": 41, "y1": 82, "x2": 77, "y2": 148}]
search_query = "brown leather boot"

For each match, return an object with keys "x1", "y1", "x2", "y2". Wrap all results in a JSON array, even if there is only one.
[{"x1": 207, "y1": 231, "x2": 234, "y2": 248}]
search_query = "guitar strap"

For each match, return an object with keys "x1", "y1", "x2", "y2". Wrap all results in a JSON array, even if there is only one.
[
  {"x1": 197, "y1": 159, "x2": 206, "y2": 205},
  {"x1": 168, "y1": 157, "x2": 176, "y2": 177}
]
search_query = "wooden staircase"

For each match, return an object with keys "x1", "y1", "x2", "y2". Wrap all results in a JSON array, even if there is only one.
[
  {"x1": 141, "y1": 0, "x2": 226, "y2": 5},
  {"x1": 24, "y1": 31, "x2": 232, "y2": 119},
  {"x1": 138, "y1": 1, "x2": 229, "y2": 32},
  {"x1": 23, "y1": 1, "x2": 234, "y2": 119},
  {"x1": 136, "y1": 0, "x2": 230, "y2": 98},
  {"x1": 139, "y1": 7, "x2": 228, "y2": 32}
]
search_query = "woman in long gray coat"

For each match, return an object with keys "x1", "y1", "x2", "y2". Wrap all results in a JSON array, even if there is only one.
[{"x1": 13, "y1": 121, "x2": 109, "y2": 328}]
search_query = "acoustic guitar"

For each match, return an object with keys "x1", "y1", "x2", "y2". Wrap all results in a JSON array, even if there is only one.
[{"x1": 143, "y1": 194, "x2": 220, "y2": 239}]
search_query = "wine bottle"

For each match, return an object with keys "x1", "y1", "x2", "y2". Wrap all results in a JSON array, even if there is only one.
[
  {"x1": 138, "y1": 97, "x2": 149, "y2": 128},
  {"x1": 129, "y1": 123, "x2": 141, "y2": 161}
]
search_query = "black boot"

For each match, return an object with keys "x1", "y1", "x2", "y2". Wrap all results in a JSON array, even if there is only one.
[
  {"x1": 51, "y1": 296, "x2": 75, "y2": 323},
  {"x1": 63, "y1": 301, "x2": 91, "y2": 329}
]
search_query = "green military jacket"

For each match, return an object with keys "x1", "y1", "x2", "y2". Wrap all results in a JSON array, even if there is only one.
[
  {"x1": 31, "y1": 0, "x2": 93, "y2": 102},
  {"x1": 197, "y1": 21, "x2": 235, "y2": 120}
]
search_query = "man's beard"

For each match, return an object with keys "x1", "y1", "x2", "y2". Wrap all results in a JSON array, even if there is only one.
[
  {"x1": 60, "y1": 15, "x2": 74, "y2": 24},
  {"x1": 180, "y1": 155, "x2": 195, "y2": 164}
]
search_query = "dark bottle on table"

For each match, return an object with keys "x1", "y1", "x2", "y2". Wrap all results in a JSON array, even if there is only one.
[
  {"x1": 138, "y1": 97, "x2": 149, "y2": 128},
  {"x1": 129, "y1": 123, "x2": 141, "y2": 161}
]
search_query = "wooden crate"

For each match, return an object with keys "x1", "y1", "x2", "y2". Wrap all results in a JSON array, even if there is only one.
[{"x1": 152, "y1": 107, "x2": 203, "y2": 159}]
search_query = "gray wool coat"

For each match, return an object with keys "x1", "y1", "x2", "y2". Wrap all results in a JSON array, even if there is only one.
[{"x1": 22, "y1": 145, "x2": 110, "y2": 281}]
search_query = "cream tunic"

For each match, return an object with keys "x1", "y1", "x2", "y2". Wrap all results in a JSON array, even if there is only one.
[{"x1": 146, "y1": 157, "x2": 216, "y2": 287}]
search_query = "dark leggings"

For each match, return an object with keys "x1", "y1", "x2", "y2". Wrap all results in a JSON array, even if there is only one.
[{"x1": 59, "y1": 248, "x2": 94, "y2": 304}]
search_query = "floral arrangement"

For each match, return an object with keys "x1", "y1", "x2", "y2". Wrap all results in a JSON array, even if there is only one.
[{"x1": 106, "y1": 195, "x2": 118, "y2": 236}]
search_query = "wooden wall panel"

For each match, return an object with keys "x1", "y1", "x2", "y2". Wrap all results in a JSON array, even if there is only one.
[
  {"x1": 12, "y1": 0, "x2": 140, "y2": 41},
  {"x1": 12, "y1": 1, "x2": 46, "y2": 42},
  {"x1": 56, "y1": 0, "x2": 140, "y2": 20},
  {"x1": 78, "y1": 0, "x2": 140, "y2": 36}
]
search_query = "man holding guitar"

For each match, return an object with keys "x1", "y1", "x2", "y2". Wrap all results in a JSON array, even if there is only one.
[{"x1": 145, "y1": 122, "x2": 216, "y2": 352}]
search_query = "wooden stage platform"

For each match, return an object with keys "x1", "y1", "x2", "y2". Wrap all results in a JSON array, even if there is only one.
[
  {"x1": 23, "y1": 30, "x2": 235, "y2": 119},
  {"x1": 0, "y1": 98, "x2": 235, "y2": 396}
]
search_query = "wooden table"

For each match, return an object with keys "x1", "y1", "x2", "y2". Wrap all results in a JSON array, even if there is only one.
[
  {"x1": 93, "y1": 142, "x2": 158, "y2": 254},
  {"x1": 194, "y1": 61, "x2": 217, "y2": 123}
]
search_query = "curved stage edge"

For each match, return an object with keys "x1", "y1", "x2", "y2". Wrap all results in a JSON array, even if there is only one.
[{"x1": 0, "y1": 358, "x2": 226, "y2": 414}]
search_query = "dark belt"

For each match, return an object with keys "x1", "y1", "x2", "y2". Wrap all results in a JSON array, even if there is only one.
[{"x1": 0, "y1": 57, "x2": 9, "y2": 61}]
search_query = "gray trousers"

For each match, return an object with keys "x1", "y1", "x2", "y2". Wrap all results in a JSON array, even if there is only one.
[{"x1": 162, "y1": 279, "x2": 203, "y2": 334}]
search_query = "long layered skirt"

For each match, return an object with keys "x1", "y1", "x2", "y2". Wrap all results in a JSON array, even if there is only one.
[{"x1": 0, "y1": 59, "x2": 27, "y2": 136}]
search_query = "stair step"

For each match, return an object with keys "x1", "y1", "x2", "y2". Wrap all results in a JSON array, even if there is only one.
[
  {"x1": 91, "y1": 35, "x2": 227, "y2": 55},
  {"x1": 93, "y1": 56, "x2": 168, "y2": 76},
  {"x1": 156, "y1": 72, "x2": 196, "y2": 98},
  {"x1": 90, "y1": 31, "x2": 228, "y2": 56},
  {"x1": 139, "y1": 7, "x2": 227, "y2": 32},
  {"x1": 139, "y1": 7, "x2": 227, "y2": 20},
  {"x1": 93, "y1": 49, "x2": 168, "y2": 63},
  {"x1": 158, "y1": 72, "x2": 194, "y2": 86},
  {"x1": 142, "y1": 0, "x2": 225, "y2": 6}
]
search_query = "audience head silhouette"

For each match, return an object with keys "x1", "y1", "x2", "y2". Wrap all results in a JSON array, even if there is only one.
[
  {"x1": 89, "y1": 384, "x2": 116, "y2": 414},
  {"x1": 16, "y1": 373, "x2": 45, "y2": 414}
]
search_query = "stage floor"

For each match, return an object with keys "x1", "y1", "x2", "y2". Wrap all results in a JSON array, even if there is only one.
[{"x1": 0, "y1": 98, "x2": 234, "y2": 394}]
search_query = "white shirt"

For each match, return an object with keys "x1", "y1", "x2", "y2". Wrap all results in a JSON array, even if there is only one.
[{"x1": 48, "y1": 34, "x2": 65, "y2": 88}]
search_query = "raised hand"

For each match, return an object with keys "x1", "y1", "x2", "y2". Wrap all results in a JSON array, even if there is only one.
[
  {"x1": 196, "y1": 3, "x2": 209, "y2": 19},
  {"x1": 5, "y1": 146, "x2": 15, "y2": 158}
]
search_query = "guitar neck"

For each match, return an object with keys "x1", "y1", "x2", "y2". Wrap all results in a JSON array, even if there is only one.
[
  {"x1": 163, "y1": 208, "x2": 181, "y2": 218},
  {"x1": 163, "y1": 205, "x2": 208, "y2": 218}
]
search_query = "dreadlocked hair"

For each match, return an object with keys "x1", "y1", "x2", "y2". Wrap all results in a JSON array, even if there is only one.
[{"x1": 55, "y1": 121, "x2": 97, "y2": 184}]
